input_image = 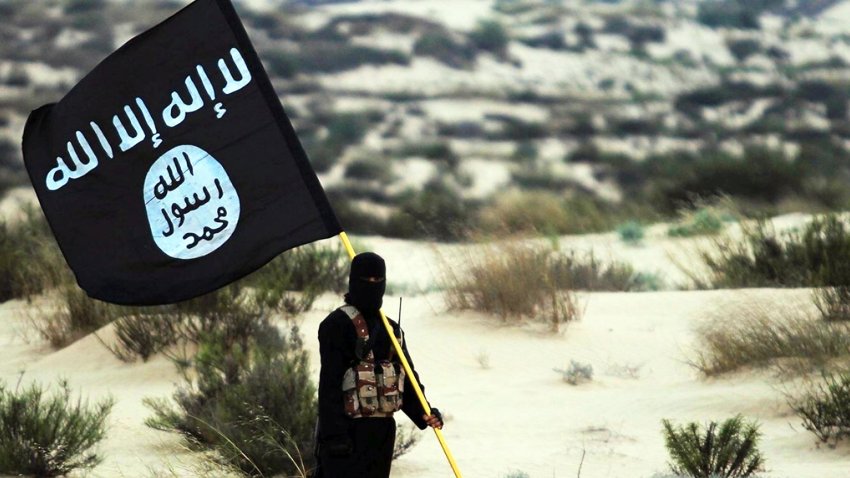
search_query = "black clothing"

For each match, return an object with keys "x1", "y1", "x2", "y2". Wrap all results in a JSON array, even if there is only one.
[
  {"x1": 315, "y1": 306, "x2": 430, "y2": 478},
  {"x1": 347, "y1": 252, "x2": 387, "y2": 311},
  {"x1": 317, "y1": 308, "x2": 429, "y2": 441},
  {"x1": 315, "y1": 417, "x2": 396, "y2": 478}
]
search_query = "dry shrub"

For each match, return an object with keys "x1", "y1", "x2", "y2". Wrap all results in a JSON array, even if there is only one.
[
  {"x1": 814, "y1": 286, "x2": 850, "y2": 322},
  {"x1": 788, "y1": 369, "x2": 850, "y2": 446},
  {"x1": 478, "y1": 190, "x2": 615, "y2": 236},
  {"x1": 442, "y1": 241, "x2": 581, "y2": 331},
  {"x1": 694, "y1": 298, "x2": 850, "y2": 376}
]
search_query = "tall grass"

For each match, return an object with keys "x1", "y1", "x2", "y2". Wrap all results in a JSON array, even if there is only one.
[
  {"x1": 694, "y1": 299, "x2": 850, "y2": 376},
  {"x1": 442, "y1": 242, "x2": 581, "y2": 331},
  {"x1": 0, "y1": 378, "x2": 114, "y2": 477}
]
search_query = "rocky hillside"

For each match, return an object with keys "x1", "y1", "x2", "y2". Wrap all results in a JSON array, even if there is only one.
[{"x1": 2, "y1": 0, "x2": 850, "y2": 239}]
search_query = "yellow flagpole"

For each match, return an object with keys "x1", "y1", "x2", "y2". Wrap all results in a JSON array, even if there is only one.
[{"x1": 338, "y1": 231, "x2": 463, "y2": 478}]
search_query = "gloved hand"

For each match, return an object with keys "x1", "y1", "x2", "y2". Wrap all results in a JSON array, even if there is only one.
[
  {"x1": 323, "y1": 435, "x2": 353, "y2": 457},
  {"x1": 423, "y1": 407, "x2": 443, "y2": 429}
]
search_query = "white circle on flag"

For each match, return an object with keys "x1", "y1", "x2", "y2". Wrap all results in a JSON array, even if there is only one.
[{"x1": 143, "y1": 145, "x2": 240, "y2": 260}]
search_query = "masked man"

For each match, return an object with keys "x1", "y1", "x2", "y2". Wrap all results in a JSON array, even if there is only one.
[{"x1": 314, "y1": 252, "x2": 442, "y2": 478}]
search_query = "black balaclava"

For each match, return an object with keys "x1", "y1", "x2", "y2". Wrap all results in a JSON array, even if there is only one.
[{"x1": 345, "y1": 252, "x2": 386, "y2": 314}]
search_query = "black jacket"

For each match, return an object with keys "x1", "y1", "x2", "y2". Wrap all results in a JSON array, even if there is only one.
[{"x1": 317, "y1": 306, "x2": 429, "y2": 441}]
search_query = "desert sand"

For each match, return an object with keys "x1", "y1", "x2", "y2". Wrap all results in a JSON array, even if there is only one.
[{"x1": 2, "y1": 219, "x2": 850, "y2": 477}]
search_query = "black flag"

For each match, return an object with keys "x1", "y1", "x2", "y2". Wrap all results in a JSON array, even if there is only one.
[{"x1": 21, "y1": 0, "x2": 341, "y2": 305}]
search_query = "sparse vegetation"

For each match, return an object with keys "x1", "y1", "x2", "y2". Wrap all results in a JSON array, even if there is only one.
[
  {"x1": 789, "y1": 369, "x2": 850, "y2": 446},
  {"x1": 697, "y1": 215, "x2": 850, "y2": 289},
  {"x1": 392, "y1": 423, "x2": 422, "y2": 460},
  {"x1": 694, "y1": 299, "x2": 850, "y2": 376},
  {"x1": 0, "y1": 378, "x2": 114, "y2": 477},
  {"x1": 145, "y1": 319, "x2": 316, "y2": 477},
  {"x1": 442, "y1": 241, "x2": 581, "y2": 331},
  {"x1": 617, "y1": 220, "x2": 645, "y2": 245},
  {"x1": 662, "y1": 415, "x2": 764, "y2": 478},
  {"x1": 554, "y1": 360, "x2": 594, "y2": 385}
]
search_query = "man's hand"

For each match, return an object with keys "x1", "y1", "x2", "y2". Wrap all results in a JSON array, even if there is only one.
[{"x1": 423, "y1": 407, "x2": 443, "y2": 429}]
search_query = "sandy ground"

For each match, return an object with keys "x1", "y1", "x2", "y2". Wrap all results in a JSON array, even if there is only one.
[{"x1": 3, "y1": 219, "x2": 850, "y2": 476}]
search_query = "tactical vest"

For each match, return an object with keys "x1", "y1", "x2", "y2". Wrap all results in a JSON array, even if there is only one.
[{"x1": 339, "y1": 305, "x2": 406, "y2": 418}]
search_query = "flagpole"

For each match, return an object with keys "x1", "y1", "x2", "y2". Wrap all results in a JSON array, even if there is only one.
[{"x1": 338, "y1": 232, "x2": 463, "y2": 478}]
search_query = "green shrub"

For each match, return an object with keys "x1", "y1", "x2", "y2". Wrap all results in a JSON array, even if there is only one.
[
  {"x1": 0, "y1": 378, "x2": 114, "y2": 477},
  {"x1": 442, "y1": 241, "x2": 581, "y2": 331},
  {"x1": 413, "y1": 31, "x2": 477, "y2": 68},
  {"x1": 617, "y1": 220, "x2": 644, "y2": 245},
  {"x1": 386, "y1": 180, "x2": 475, "y2": 241},
  {"x1": 292, "y1": 42, "x2": 409, "y2": 74},
  {"x1": 662, "y1": 415, "x2": 764, "y2": 478},
  {"x1": 145, "y1": 323, "x2": 316, "y2": 477},
  {"x1": 699, "y1": 215, "x2": 850, "y2": 288},
  {"x1": 697, "y1": 2, "x2": 760, "y2": 29},
  {"x1": 470, "y1": 20, "x2": 509, "y2": 57},
  {"x1": 395, "y1": 141, "x2": 458, "y2": 169},
  {"x1": 554, "y1": 360, "x2": 593, "y2": 385},
  {"x1": 0, "y1": 207, "x2": 66, "y2": 303},
  {"x1": 668, "y1": 207, "x2": 727, "y2": 237},
  {"x1": 789, "y1": 369, "x2": 850, "y2": 446},
  {"x1": 345, "y1": 157, "x2": 394, "y2": 182},
  {"x1": 727, "y1": 38, "x2": 761, "y2": 62}
]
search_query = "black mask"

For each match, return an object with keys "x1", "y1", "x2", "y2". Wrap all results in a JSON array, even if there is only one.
[{"x1": 345, "y1": 252, "x2": 386, "y2": 313}]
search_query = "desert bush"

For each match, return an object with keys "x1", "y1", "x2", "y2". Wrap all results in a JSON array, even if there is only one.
[
  {"x1": 0, "y1": 206, "x2": 66, "y2": 303},
  {"x1": 698, "y1": 215, "x2": 850, "y2": 288},
  {"x1": 662, "y1": 415, "x2": 764, "y2": 478},
  {"x1": 470, "y1": 20, "x2": 509, "y2": 57},
  {"x1": 697, "y1": 1, "x2": 760, "y2": 29},
  {"x1": 262, "y1": 49, "x2": 299, "y2": 79},
  {"x1": 548, "y1": 251, "x2": 649, "y2": 291},
  {"x1": 617, "y1": 220, "x2": 644, "y2": 245},
  {"x1": 478, "y1": 190, "x2": 630, "y2": 236},
  {"x1": 442, "y1": 242, "x2": 581, "y2": 331},
  {"x1": 727, "y1": 38, "x2": 761, "y2": 62},
  {"x1": 394, "y1": 141, "x2": 458, "y2": 169},
  {"x1": 511, "y1": 140, "x2": 538, "y2": 163},
  {"x1": 789, "y1": 369, "x2": 850, "y2": 446},
  {"x1": 646, "y1": 147, "x2": 802, "y2": 213},
  {"x1": 392, "y1": 423, "x2": 421, "y2": 460},
  {"x1": 386, "y1": 180, "x2": 475, "y2": 241},
  {"x1": 145, "y1": 320, "x2": 315, "y2": 477},
  {"x1": 815, "y1": 286, "x2": 850, "y2": 322},
  {"x1": 413, "y1": 30, "x2": 476, "y2": 68},
  {"x1": 694, "y1": 299, "x2": 850, "y2": 376},
  {"x1": 554, "y1": 360, "x2": 593, "y2": 385},
  {"x1": 345, "y1": 157, "x2": 394, "y2": 182},
  {"x1": 0, "y1": 378, "x2": 114, "y2": 477},
  {"x1": 244, "y1": 243, "x2": 348, "y2": 314},
  {"x1": 668, "y1": 207, "x2": 728, "y2": 238},
  {"x1": 35, "y1": 285, "x2": 130, "y2": 348},
  {"x1": 291, "y1": 42, "x2": 409, "y2": 74}
]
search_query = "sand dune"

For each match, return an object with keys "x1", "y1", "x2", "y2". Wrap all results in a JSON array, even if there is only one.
[{"x1": 3, "y1": 279, "x2": 850, "y2": 476}]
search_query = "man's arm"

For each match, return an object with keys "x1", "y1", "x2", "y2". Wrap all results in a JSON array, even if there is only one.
[
  {"x1": 397, "y1": 327, "x2": 442, "y2": 430},
  {"x1": 317, "y1": 313, "x2": 353, "y2": 441}
]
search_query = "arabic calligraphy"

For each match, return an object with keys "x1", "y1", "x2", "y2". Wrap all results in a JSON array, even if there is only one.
[
  {"x1": 143, "y1": 145, "x2": 240, "y2": 260},
  {"x1": 46, "y1": 48, "x2": 252, "y2": 192}
]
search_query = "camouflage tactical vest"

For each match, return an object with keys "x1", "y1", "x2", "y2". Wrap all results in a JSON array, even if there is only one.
[{"x1": 339, "y1": 305, "x2": 406, "y2": 418}]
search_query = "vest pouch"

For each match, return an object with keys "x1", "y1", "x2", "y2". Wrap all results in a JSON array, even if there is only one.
[
  {"x1": 355, "y1": 364, "x2": 379, "y2": 416},
  {"x1": 377, "y1": 361, "x2": 404, "y2": 413},
  {"x1": 342, "y1": 367, "x2": 359, "y2": 418}
]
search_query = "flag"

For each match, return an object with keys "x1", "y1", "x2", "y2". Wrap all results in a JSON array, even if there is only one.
[{"x1": 21, "y1": 0, "x2": 341, "y2": 305}]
